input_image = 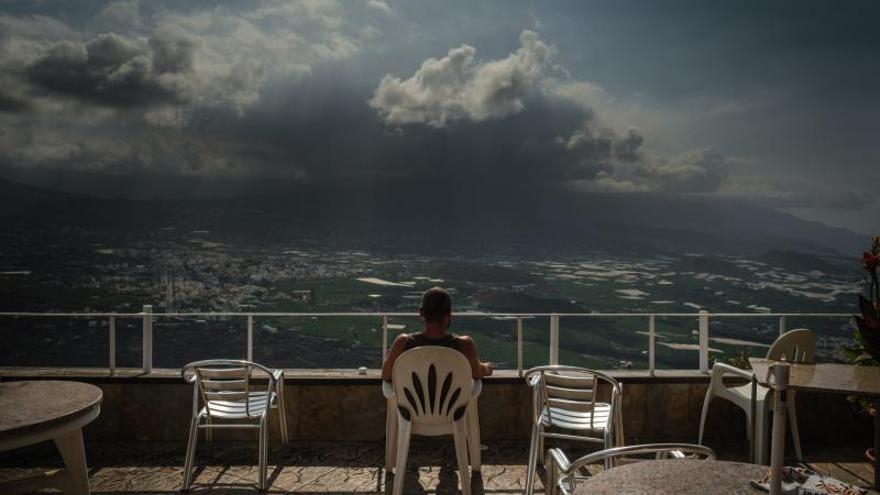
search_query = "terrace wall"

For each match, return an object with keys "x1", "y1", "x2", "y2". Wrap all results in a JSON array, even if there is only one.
[{"x1": 0, "y1": 369, "x2": 870, "y2": 449}]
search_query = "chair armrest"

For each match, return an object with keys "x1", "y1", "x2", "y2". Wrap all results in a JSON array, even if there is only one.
[
  {"x1": 547, "y1": 447, "x2": 571, "y2": 474},
  {"x1": 382, "y1": 380, "x2": 395, "y2": 400},
  {"x1": 470, "y1": 379, "x2": 482, "y2": 400},
  {"x1": 271, "y1": 369, "x2": 284, "y2": 396},
  {"x1": 710, "y1": 362, "x2": 753, "y2": 381}
]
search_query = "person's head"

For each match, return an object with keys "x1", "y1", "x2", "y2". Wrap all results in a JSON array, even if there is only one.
[{"x1": 420, "y1": 286, "x2": 452, "y2": 329}]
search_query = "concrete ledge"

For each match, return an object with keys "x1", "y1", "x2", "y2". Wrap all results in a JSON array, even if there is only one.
[
  {"x1": 0, "y1": 367, "x2": 713, "y2": 384},
  {"x1": 0, "y1": 367, "x2": 869, "y2": 446}
]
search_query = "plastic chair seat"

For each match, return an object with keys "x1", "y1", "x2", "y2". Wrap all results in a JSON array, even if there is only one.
[{"x1": 724, "y1": 384, "x2": 770, "y2": 403}]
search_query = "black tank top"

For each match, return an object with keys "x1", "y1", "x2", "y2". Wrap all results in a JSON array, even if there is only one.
[{"x1": 403, "y1": 332, "x2": 462, "y2": 352}]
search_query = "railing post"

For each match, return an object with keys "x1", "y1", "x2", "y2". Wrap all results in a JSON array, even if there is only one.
[
  {"x1": 699, "y1": 310, "x2": 709, "y2": 374},
  {"x1": 382, "y1": 315, "x2": 389, "y2": 361},
  {"x1": 247, "y1": 315, "x2": 254, "y2": 362},
  {"x1": 648, "y1": 315, "x2": 656, "y2": 377},
  {"x1": 109, "y1": 315, "x2": 116, "y2": 373},
  {"x1": 549, "y1": 314, "x2": 559, "y2": 365},
  {"x1": 142, "y1": 305, "x2": 153, "y2": 373},
  {"x1": 516, "y1": 317, "x2": 524, "y2": 376},
  {"x1": 778, "y1": 315, "x2": 786, "y2": 337}
]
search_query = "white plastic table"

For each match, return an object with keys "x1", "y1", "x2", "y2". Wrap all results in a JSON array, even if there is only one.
[
  {"x1": 0, "y1": 380, "x2": 102, "y2": 495},
  {"x1": 750, "y1": 359, "x2": 880, "y2": 493}
]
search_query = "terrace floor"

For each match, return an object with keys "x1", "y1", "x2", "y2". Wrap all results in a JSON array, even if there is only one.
[{"x1": 0, "y1": 440, "x2": 875, "y2": 494}]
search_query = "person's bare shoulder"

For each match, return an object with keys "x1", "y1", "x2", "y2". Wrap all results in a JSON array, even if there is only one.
[
  {"x1": 382, "y1": 333, "x2": 411, "y2": 381},
  {"x1": 456, "y1": 335, "x2": 477, "y2": 356},
  {"x1": 388, "y1": 333, "x2": 410, "y2": 355}
]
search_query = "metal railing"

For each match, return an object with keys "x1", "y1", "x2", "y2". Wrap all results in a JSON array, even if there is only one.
[{"x1": 0, "y1": 307, "x2": 854, "y2": 375}]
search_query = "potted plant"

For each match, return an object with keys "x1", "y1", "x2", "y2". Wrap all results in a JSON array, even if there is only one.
[{"x1": 848, "y1": 235, "x2": 880, "y2": 464}]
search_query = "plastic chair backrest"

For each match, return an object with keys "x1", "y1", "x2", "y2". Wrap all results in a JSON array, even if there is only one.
[
  {"x1": 392, "y1": 347, "x2": 474, "y2": 426},
  {"x1": 766, "y1": 329, "x2": 815, "y2": 363}
]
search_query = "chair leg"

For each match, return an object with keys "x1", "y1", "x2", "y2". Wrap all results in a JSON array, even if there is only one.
[
  {"x1": 392, "y1": 418, "x2": 412, "y2": 495},
  {"x1": 182, "y1": 414, "x2": 199, "y2": 491},
  {"x1": 544, "y1": 451, "x2": 557, "y2": 495},
  {"x1": 788, "y1": 394, "x2": 804, "y2": 462},
  {"x1": 613, "y1": 402, "x2": 625, "y2": 448},
  {"x1": 385, "y1": 402, "x2": 398, "y2": 473},
  {"x1": 277, "y1": 384, "x2": 290, "y2": 445},
  {"x1": 264, "y1": 417, "x2": 271, "y2": 489},
  {"x1": 453, "y1": 418, "x2": 472, "y2": 495},
  {"x1": 259, "y1": 416, "x2": 268, "y2": 491},
  {"x1": 698, "y1": 390, "x2": 713, "y2": 445},
  {"x1": 467, "y1": 401, "x2": 481, "y2": 472},
  {"x1": 525, "y1": 422, "x2": 541, "y2": 495},
  {"x1": 205, "y1": 415, "x2": 213, "y2": 452},
  {"x1": 755, "y1": 402, "x2": 770, "y2": 465},
  {"x1": 537, "y1": 430, "x2": 545, "y2": 464}
]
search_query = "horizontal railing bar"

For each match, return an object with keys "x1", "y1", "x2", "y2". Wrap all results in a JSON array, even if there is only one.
[{"x1": 0, "y1": 311, "x2": 855, "y2": 318}]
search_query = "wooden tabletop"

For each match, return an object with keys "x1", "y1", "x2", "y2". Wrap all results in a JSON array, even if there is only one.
[
  {"x1": 749, "y1": 359, "x2": 880, "y2": 397},
  {"x1": 573, "y1": 459, "x2": 766, "y2": 495},
  {"x1": 0, "y1": 381, "x2": 102, "y2": 437}
]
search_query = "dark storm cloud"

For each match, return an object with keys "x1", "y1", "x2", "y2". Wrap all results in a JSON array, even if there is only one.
[
  {"x1": 0, "y1": 7, "x2": 726, "y2": 194},
  {"x1": 191, "y1": 78, "x2": 586, "y2": 182},
  {"x1": 26, "y1": 32, "x2": 195, "y2": 108},
  {"x1": 0, "y1": 91, "x2": 29, "y2": 112},
  {"x1": 0, "y1": 0, "x2": 393, "y2": 174},
  {"x1": 0, "y1": 0, "x2": 876, "y2": 233},
  {"x1": 612, "y1": 128, "x2": 644, "y2": 163},
  {"x1": 366, "y1": 30, "x2": 729, "y2": 193}
]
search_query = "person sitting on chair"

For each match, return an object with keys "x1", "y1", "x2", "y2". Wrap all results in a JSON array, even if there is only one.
[{"x1": 382, "y1": 286, "x2": 493, "y2": 381}]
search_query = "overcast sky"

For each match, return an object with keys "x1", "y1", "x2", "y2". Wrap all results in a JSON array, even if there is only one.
[{"x1": 0, "y1": 0, "x2": 877, "y2": 232}]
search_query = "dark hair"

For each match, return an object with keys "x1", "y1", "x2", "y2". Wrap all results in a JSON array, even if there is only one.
[{"x1": 420, "y1": 287, "x2": 452, "y2": 322}]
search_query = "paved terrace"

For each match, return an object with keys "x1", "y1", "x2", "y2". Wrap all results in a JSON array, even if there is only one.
[
  {"x1": 1, "y1": 365, "x2": 876, "y2": 493},
  {"x1": 0, "y1": 440, "x2": 875, "y2": 494}
]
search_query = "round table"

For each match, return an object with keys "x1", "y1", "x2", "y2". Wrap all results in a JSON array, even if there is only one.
[
  {"x1": 0, "y1": 381, "x2": 102, "y2": 495},
  {"x1": 572, "y1": 459, "x2": 766, "y2": 495}
]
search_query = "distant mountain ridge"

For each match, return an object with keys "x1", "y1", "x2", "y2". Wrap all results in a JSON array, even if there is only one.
[{"x1": 0, "y1": 175, "x2": 865, "y2": 258}]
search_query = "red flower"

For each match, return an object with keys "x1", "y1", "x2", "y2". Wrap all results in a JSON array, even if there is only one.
[{"x1": 863, "y1": 251, "x2": 880, "y2": 270}]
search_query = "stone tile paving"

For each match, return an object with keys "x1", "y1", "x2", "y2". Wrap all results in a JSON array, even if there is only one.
[{"x1": 0, "y1": 440, "x2": 874, "y2": 494}]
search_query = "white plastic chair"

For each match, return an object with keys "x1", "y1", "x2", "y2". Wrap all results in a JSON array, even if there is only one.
[
  {"x1": 524, "y1": 365, "x2": 623, "y2": 495},
  {"x1": 698, "y1": 328, "x2": 815, "y2": 463},
  {"x1": 382, "y1": 347, "x2": 482, "y2": 495},
  {"x1": 181, "y1": 359, "x2": 289, "y2": 491},
  {"x1": 545, "y1": 443, "x2": 716, "y2": 495}
]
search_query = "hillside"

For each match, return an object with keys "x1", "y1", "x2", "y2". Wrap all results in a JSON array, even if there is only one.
[{"x1": 0, "y1": 176, "x2": 865, "y2": 257}]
